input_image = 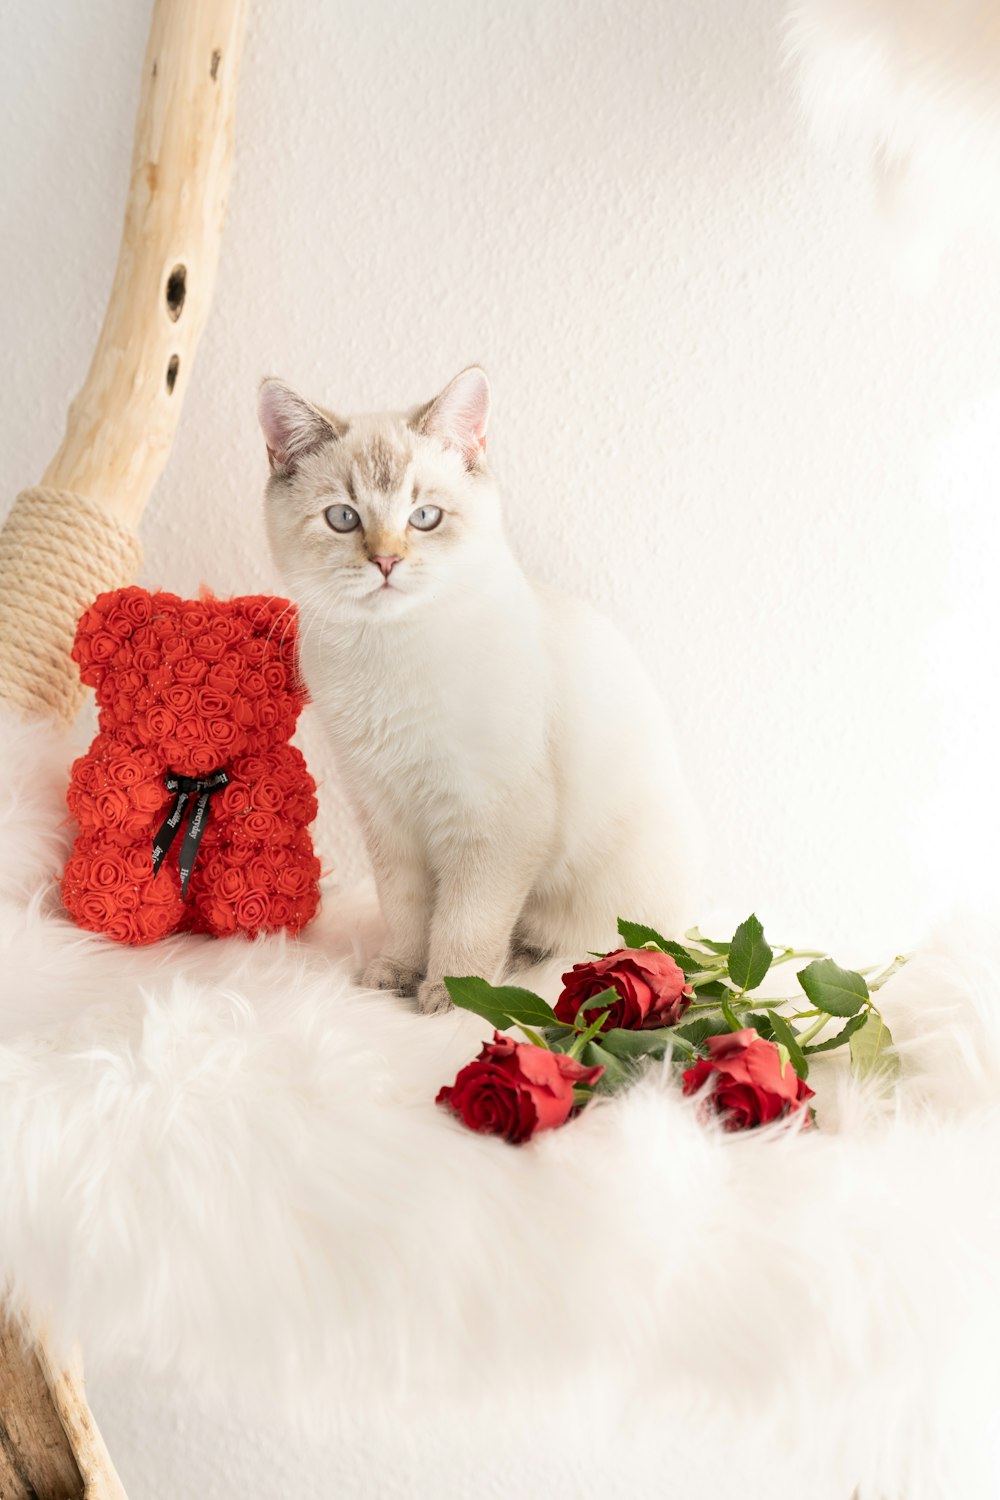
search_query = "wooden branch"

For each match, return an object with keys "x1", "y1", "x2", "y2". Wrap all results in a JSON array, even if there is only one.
[
  {"x1": 0, "y1": 1312, "x2": 126, "y2": 1499},
  {"x1": 0, "y1": 0, "x2": 248, "y2": 723},
  {"x1": 41, "y1": 0, "x2": 248, "y2": 529}
]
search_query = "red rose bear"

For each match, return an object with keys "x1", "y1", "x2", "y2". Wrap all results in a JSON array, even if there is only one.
[{"x1": 62, "y1": 587, "x2": 321, "y2": 944}]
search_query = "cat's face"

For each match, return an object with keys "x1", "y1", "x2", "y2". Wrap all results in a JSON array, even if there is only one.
[{"x1": 260, "y1": 368, "x2": 501, "y2": 624}]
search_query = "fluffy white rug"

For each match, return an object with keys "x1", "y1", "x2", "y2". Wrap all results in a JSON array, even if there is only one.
[
  {"x1": 786, "y1": 0, "x2": 1000, "y2": 284},
  {"x1": 2, "y1": 707, "x2": 999, "y2": 1499}
]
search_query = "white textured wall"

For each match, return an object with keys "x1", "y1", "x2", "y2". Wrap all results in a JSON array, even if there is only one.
[{"x1": 4, "y1": 0, "x2": 1000, "y2": 1493}]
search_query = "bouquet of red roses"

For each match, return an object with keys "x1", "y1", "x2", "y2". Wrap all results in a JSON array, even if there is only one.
[{"x1": 437, "y1": 915, "x2": 903, "y2": 1144}]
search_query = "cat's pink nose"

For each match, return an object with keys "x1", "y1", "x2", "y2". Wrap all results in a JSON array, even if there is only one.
[{"x1": 372, "y1": 555, "x2": 402, "y2": 578}]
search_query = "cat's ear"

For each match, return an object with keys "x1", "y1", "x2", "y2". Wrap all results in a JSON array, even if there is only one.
[
  {"x1": 412, "y1": 366, "x2": 490, "y2": 468},
  {"x1": 258, "y1": 380, "x2": 341, "y2": 473}
]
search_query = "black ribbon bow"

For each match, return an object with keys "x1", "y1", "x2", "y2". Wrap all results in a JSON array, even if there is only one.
[{"x1": 152, "y1": 770, "x2": 229, "y2": 898}]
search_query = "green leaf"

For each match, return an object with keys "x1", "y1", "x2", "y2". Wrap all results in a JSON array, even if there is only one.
[
  {"x1": 849, "y1": 1010, "x2": 900, "y2": 1081},
  {"x1": 675, "y1": 1015, "x2": 732, "y2": 1048},
  {"x1": 802, "y1": 1012, "x2": 868, "y2": 1055},
  {"x1": 579, "y1": 1040, "x2": 632, "y2": 1094},
  {"x1": 598, "y1": 1025, "x2": 695, "y2": 1060},
  {"x1": 797, "y1": 958, "x2": 869, "y2": 1018},
  {"x1": 728, "y1": 914, "x2": 773, "y2": 992},
  {"x1": 576, "y1": 986, "x2": 619, "y2": 1019},
  {"x1": 444, "y1": 976, "x2": 559, "y2": 1031},
  {"x1": 685, "y1": 927, "x2": 731, "y2": 955},
  {"x1": 768, "y1": 1010, "x2": 809, "y2": 1080},
  {"x1": 572, "y1": 1085, "x2": 598, "y2": 1109},
  {"x1": 745, "y1": 1011, "x2": 776, "y2": 1041},
  {"x1": 690, "y1": 978, "x2": 737, "y2": 1000},
  {"x1": 617, "y1": 917, "x2": 668, "y2": 951},
  {"x1": 616, "y1": 919, "x2": 701, "y2": 973},
  {"x1": 568, "y1": 1010, "x2": 612, "y2": 1057}
]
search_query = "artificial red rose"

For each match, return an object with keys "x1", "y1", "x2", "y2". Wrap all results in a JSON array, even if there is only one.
[
  {"x1": 172, "y1": 656, "x2": 207, "y2": 685},
  {"x1": 129, "y1": 779, "x2": 167, "y2": 813},
  {"x1": 242, "y1": 638, "x2": 267, "y2": 666},
  {"x1": 236, "y1": 892, "x2": 271, "y2": 929},
  {"x1": 163, "y1": 685, "x2": 197, "y2": 716},
  {"x1": 243, "y1": 810, "x2": 277, "y2": 839},
  {"x1": 95, "y1": 787, "x2": 131, "y2": 826},
  {"x1": 221, "y1": 782, "x2": 251, "y2": 815},
  {"x1": 437, "y1": 1033, "x2": 604, "y2": 1144},
  {"x1": 206, "y1": 661, "x2": 240, "y2": 694},
  {"x1": 134, "y1": 647, "x2": 161, "y2": 674},
  {"x1": 119, "y1": 589, "x2": 153, "y2": 627},
  {"x1": 173, "y1": 715, "x2": 208, "y2": 746},
  {"x1": 256, "y1": 701, "x2": 280, "y2": 730},
  {"x1": 276, "y1": 866, "x2": 309, "y2": 899},
  {"x1": 262, "y1": 663, "x2": 286, "y2": 692},
  {"x1": 160, "y1": 634, "x2": 188, "y2": 662},
  {"x1": 122, "y1": 845, "x2": 154, "y2": 883},
  {"x1": 216, "y1": 867, "x2": 248, "y2": 902},
  {"x1": 107, "y1": 755, "x2": 145, "y2": 787},
  {"x1": 133, "y1": 905, "x2": 176, "y2": 941},
  {"x1": 555, "y1": 948, "x2": 692, "y2": 1031},
  {"x1": 105, "y1": 913, "x2": 141, "y2": 944},
  {"x1": 269, "y1": 894, "x2": 293, "y2": 926},
  {"x1": 252, "y1": 778, "x2": 283, "y2": 813},
  {"x1": 90, "y1": 854, "x2": 127, "y2": 891},
  {"x1": 186, "y1": 746, "x2": 222, "y2": 774},
  {"x1": 142, "y1": 705, "x2": 177, "y2": 739},
  {"x1": 77, "y1": 891, "x2": 115, "y2": 927},
  {"x1": 242, "y1": 670, "x2": 267, "y2": 699},
  {"x1": 181, "y1": 606, "x2": 210, "y2": 635},
  {"x1": 89, "y1": 630, "x2": 120, "y2": 664},
  {"x1": 206, "y1": 718, "x2": 241, "y2": 752},
  {"x1": 192, "y1": 634, "x2": 228, "y2": 663},
  {"x1": 682, "y1": 1030, "x2": 815, "y2": 1131},
  {"x1": 208, "y1": 614, "x2": 242, "y2": 644}
]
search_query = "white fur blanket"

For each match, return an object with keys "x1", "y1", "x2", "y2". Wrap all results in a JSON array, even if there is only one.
[{"x1": 2, "y1": 708, "x2": 999, "y2": 1499}]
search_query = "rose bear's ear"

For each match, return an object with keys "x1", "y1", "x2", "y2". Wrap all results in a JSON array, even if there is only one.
[{"x1": 71, "y1": 586, "x2": 159, "y2": 689}]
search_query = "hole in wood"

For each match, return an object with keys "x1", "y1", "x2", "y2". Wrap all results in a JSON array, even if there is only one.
[
  {"x1": 165, "y1": 264, "x2": 187, "y2": 322},
  {"x1": 166, "y1": 355, "x2": 180, "y2": 394},
  {"x1": 210, "y1": 49, "x2": 221, "y2": 80}
]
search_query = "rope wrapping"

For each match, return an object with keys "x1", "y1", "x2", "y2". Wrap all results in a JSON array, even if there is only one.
[{"x1": 0, "y1": 488, "x2": 142, "y2": 724}]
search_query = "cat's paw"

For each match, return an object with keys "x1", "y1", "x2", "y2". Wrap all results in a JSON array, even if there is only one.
[
  {"x1": 415, "y1": 978, "x2": 453, "y2": 1016},
  {"x1": 361, "y1": 956, "x2": 422, "y2": 996}
]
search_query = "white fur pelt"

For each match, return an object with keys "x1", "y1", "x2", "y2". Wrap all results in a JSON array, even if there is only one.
[
  {"x1": 3, "y1": 706, "x2": 1000, "y2": 1498},
  {"x1": 786, "y1": 0, "x2": 1000, "y2": 284}
]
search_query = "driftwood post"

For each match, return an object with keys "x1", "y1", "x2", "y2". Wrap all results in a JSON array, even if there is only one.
[
  {"x1": 0, "y1": 1, "x2": 247, "y2": 1493},
  {"x1": 0, "y1": 0, "x2": 247, "y2": 724}
]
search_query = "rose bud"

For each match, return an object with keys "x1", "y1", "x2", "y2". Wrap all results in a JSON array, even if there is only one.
[
  {"x1": 682, "y1": 1029, "x2": 815, "y2": 1130},
  {"x1": 436, "y1": 1033, "x2": 603, "y2": 1145},
  {"x1": 555, "y1": 948, "x2": 692, "y2": 1031}
]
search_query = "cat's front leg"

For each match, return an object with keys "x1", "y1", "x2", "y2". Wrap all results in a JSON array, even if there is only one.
[
  {"x1": 361, "y1": 836, "x2": 433, "y2": 997},
  {"x1": 415, "y1": 837, "x2": 537, "y2": 1016}
]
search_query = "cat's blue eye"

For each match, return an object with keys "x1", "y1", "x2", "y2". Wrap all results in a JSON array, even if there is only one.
[
  {"x1": 325, "y1": 504, "x2": 361, "y2": 533},
  {"x1": 409, "y1": 505, "x2": 443, "y2": 532}
]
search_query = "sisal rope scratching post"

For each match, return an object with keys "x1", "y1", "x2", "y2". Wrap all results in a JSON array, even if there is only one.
[
  {"x1": 0, "y1": 2, "x2": 247, "y2": 1493},
  {"x1": 0, "y1": 0, "x2": 247, "y2": 725}
]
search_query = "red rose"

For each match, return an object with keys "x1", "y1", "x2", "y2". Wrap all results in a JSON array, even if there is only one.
[
  {"x1": 172, "y1": 656, "x2": 207, "y2": 686},
  {"x1": 236, "y1": 892, "x2": 271, "y2": 929},
  {"x1": 436, "y1": 1033, "x2": 604, "y2": 1145},
  {"x1": 682, "y1": 1030, "x2": 815, "y2": 1131},
  {"x1": 206, "y1": 662, "x2": 240, "y2": 694},
  {"x1": 192, "y1": 634, "x2": 228, "y2": 663},
  {"x1": 221, "y1": 782, "x2": 251, "y2": 815},
  {"x1": 142, "y1": 706, "x2": 177, "y2": 740},
  {"x1": 95, "y1": 787, "x2": 131, "y2": 826},
  {"x1": 206, "y1": 717, "x2": 241, "y2": 752},
  {"x1": 243, "y1": 810, "x2": 277, "y2": 839},
  {"x1": 216, "y1": 867, "x2": 248, "y2": 901},
  {"x1": 119, "y1": 589, "x2": 153, "y2": 627},
  {"x1": 107, "y1": 755, "x2": 146, "y2": 787},
  {"x1": 89, "y1": 630, "x2": 120, "y2": 664},
  {"x1": 262, "y1": 663, "x2": 286, "y2": 691},
  {"x1": 252, "y1": 778, "x2": 283, "y2": 813},
  {"x1": 555, "y1": 948, "x2": 692, "y2": 1031},
  {"x1": 134, "y1": 647, "x2": 161, "y2": 674},
  {"x1": 130, "y1": 780, "x2": 167, "y2": 814},
  {"x1": 241, "y1": 638, "x2": 267, "y2": 666},
  {"x1": 181, "y1": 606, "x2": 211, "y2": 635},
  {"x1": 90, "y1": 854, "x2": 127, "y2": 891},
  {"x1": 160, "y1": 634, "x2": 188, "y2": 662},
  {"x1": 163, "y1": 685, "x2": 197, "y2": 716}
]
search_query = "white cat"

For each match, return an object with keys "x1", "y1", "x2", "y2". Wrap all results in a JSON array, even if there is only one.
[{"x1": 259, "y1": 367, "x2": 697, "y2": 1014}]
